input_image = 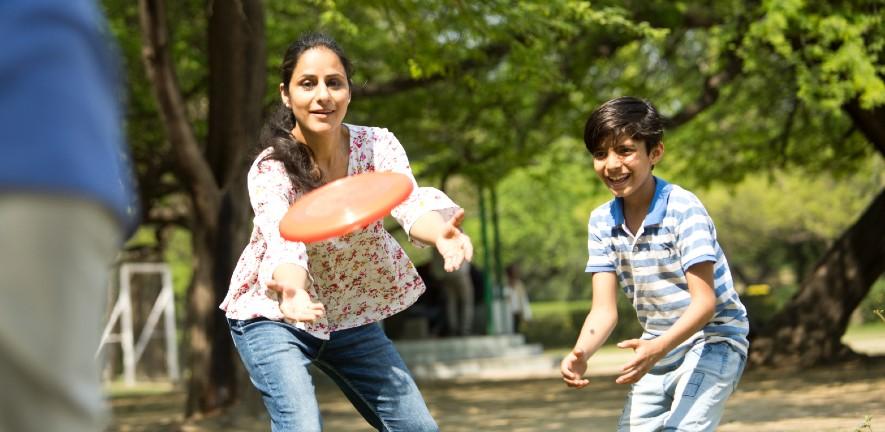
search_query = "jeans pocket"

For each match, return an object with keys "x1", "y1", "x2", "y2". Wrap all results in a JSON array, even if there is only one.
[
  {"x1": 227, "y1": 318, "x2": 243, "y2": 334},
  {"x1": 731, "y1": 352, "x2": 747, "y2": 393},
  {"x1": 683, "y1": 370, "x2": 706, "y2": 398}
]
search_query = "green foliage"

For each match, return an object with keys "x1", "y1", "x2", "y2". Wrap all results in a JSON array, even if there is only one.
[
  {"x1": 698, "y1": 157, "x2": 885, "y2": 288},
  {"x1": 294, "y1": 0, "x2": 671, "y2": 184},
  {"x1": 854, "y1": 415, "x2": 873, "y2": 432},
  {"x1": 460, "y1": 137, "x2": 608, "y2": 300},
  {"x1": 741, "y1": 0, "x2": 884, "y2": 110},
  {"x1": 858, "y1": 278, "x2": 885, "y2": 324},
  {"x1": 467, "y1": 138, "x2": 883, "y2": 303},
  {"x1": 103, "y1": 0, "x2": 885, "y2": 330},
  {"x1": 740, "y1": 285, "x2": 798, "y2": 330},
  {"x1": 268, "y1": 1, "x2": 883, "y2": 310}
]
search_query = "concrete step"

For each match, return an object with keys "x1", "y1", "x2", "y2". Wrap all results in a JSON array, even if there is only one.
[
  {"x1": 407, "y1": 353, "x2": 559, "y2": 381},
  {"x1": 393, "y1": 334, "x2": 529, "y2": 363},
  {"x1": 400, "y1": 343, "x2": 543, "y2": 365},
  {"x1": 391, "y1": 335, "x2": 557, "y2": 381}
]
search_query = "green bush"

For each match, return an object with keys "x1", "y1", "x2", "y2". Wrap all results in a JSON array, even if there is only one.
[
  {"x1": 522, "y1": 297, "x2": 643, "y2": 349},
  {"x1": 858, "y1": 278, "x2": 885, "y2": 324},
  {"x1": 740, "y1": 284, "x2": 797, "y2": 330},
  {"x1": 740, "y1": 278, "x2": 885, "y2": 329}
]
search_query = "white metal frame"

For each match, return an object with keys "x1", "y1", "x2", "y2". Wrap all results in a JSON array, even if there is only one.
[{"x1": 97, "y1": 263, "x2": 180, "y2": 386}]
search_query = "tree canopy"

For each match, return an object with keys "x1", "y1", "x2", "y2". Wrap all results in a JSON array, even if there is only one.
[{"x1": 102, "y1": 0, "x2": 884, "y2": 414}]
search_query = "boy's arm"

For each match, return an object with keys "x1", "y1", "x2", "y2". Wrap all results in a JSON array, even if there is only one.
[
  {"x1": 561, "y1": 271, "x2": 619, "y2": 389},
  {"x1": 615, "y1": 261, "x2": 717, "y2": 384}
]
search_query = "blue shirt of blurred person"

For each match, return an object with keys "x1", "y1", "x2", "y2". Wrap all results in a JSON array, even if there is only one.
[{"x1": 0, "y1": 0, "x2": 136, "y2": 229}]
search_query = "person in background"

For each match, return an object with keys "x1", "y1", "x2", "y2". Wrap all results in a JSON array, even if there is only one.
[
  {"x1": 431, "y1": 249, "x2": 476, "y2": 336},
  {"x1": 0, "y1": 1, "x2": 136, "y2": 431},
  {"x1": 505, "y1": 263, "x2": 532, "y2": 333}
]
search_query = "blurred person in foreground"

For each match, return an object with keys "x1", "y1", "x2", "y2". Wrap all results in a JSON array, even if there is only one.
[{"x1": 0, "y1": 1, "x2": 135, "y2": 431}]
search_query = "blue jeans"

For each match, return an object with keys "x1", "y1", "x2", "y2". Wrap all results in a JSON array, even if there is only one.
[
  {"x1": 618, "y1": 342, "x2": 746, "y2": 431},
  {"x1": 229, "y1": 318, "x2": 438, "y2": 432}
]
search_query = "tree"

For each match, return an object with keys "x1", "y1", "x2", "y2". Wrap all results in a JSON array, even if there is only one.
[
  {"x1": 137, "y1": 0, "x2": 264, "y2": 415},
  {"x1": 664, "y1": 0, "x2": 885, "y2": 366},
  {"x1": 387, "y1": 0, "x2": 885, "y2": 366},
  {"x1": 107, "y1": 0, "x2": 882, "y2": 418}
]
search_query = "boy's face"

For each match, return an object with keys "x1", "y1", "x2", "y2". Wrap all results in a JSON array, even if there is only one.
[{"x1": 591, "y1": 137, "x2": 663, "y2": 199}]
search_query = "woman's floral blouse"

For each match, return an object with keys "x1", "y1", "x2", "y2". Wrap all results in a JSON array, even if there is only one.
[{"x1": 220, "y1": 124, "x2": 459, "y2": 339}]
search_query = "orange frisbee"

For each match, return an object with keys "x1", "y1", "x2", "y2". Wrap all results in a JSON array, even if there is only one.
[{"x1": 279, "y1": 172, "x2": 413, "y2": 243}]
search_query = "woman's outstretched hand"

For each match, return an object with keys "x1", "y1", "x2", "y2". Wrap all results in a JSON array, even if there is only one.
[
  {"x1": 267, "y1": 280, "x2": 326, "y2": 324},
  {"x1": 435, "y1": 208, "x2": 474, "y2": 272}
]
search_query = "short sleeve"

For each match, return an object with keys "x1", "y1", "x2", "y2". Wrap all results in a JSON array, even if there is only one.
[
  {"x1": 248, "y1": 152, "x2": 310, "y2": 288},
  {"x1": 585, "y1": 216, "x2": 616, "y2": 273},
  {"x1": 373, "y1": 129, "x2": 460, "y2": 246},
  {"x1": 674, "y1": 198, "x2": 718, "y2": 271}
]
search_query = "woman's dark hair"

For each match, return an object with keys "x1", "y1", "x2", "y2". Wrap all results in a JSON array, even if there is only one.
[
  {"x1": 258, "y1": 32, "x2": 354, "y2": 194},
  {"x1": 583, "y1": 96, "x2": 663, "y2": 154}
]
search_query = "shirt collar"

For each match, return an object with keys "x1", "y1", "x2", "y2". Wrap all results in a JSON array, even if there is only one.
[{"x1": 609, "y1": 176, "x2": 671, "y2": 228}]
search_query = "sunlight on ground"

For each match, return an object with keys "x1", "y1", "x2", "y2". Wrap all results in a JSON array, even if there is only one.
[{"x1": 106, "y1": 324, "x2": 885, "y2": 432}]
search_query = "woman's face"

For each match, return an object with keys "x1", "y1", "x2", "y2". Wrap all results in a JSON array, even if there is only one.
[{"x1": 280, "y1": 47, "x2": 350, "y2": 135}]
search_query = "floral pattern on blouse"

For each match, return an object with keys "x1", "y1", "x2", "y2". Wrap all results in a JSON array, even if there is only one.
[{"x1": 220, "y1": 124, "x2": 460, "y2": 339}]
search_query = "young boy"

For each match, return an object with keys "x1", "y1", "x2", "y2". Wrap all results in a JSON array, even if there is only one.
[{"x1": 561, "y1": 96, "x2": 749, "y2": 431}]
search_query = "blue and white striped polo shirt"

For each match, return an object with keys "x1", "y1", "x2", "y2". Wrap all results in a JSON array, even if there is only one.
[{"x1": 586, "y1": 177, "x2": 749, "y2": 371}]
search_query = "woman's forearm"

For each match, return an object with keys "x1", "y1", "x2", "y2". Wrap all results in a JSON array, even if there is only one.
[
  {"x1": 272, "y1": 263, "x2": 310, "y2": 297},
  {"x1": 408, "y1": 211, "x2": 447, "y2": 245}
]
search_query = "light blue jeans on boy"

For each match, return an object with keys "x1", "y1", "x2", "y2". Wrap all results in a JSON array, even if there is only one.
[
  {"x1": 618, "y1": 342, "x2": 746, "y2": 432},
  {"x1": 229, "y1": 318, "x2": 438, "y2": 432}
]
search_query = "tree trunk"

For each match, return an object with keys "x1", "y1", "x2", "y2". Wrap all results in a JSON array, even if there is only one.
[
  {"x1": 844, "y1": 100, "x2": 885, "y2": 157},
  {"x1": 748, "y1": 187, "x2": 885, "y2": 367},
  {"x1": 139, "y1": 0, "x2": 265, "y2": 417},
  {"x1": 184, "y1": 0, "x2": 266, "y2": 417},
  {"x1": 748, "y1": 98, "x2": 885, "y2": 367},
  {"x1": 184, "y1": 224, "x2": 220, "y2": 413}
]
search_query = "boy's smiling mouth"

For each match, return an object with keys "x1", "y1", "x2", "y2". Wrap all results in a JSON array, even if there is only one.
[{"x1": 606, "y1": 173, "x2": 631, "y2": 188}]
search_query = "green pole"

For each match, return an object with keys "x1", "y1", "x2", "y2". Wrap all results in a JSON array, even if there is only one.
[
  {"x1": 478, "y1": 183, "x2": 495, "y2": 334},
  {"x1": 490, "y1": 184, "x2": 504, "y2": 300}
]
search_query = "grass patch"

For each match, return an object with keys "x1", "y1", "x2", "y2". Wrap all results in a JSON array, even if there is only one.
[
  {"x1": 104, "y1": 381, "x2": 177, "y2": 398},
  {"x1": 844, "y1": 322, "x2": 885, "y2": 345},
  {"x1": 524, "y1": 299, "x2": 642, "y2": 349},
  {"x1": 529, "y1": 300, "x2": 591, "y2": 316},
  {"x1": 531, "y1": 303, "x2": 885, "y2": 351},
  {"x1": 543, "y1": 343, "x2": 624, "y2": 358}
]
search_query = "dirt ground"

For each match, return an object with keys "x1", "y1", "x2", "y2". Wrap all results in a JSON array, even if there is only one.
[{"x1": 108, "y1": 336, "x2": 885, "y2": 432}]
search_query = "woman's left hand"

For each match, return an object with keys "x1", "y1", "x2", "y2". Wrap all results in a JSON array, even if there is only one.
[{"x1": 435, "y1": 209, "x2": 474, "y2": 271}]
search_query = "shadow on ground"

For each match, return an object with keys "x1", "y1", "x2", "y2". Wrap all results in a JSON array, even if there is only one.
[{"x1": 107, "y1": 358, "x2": 885, "y2": 432}]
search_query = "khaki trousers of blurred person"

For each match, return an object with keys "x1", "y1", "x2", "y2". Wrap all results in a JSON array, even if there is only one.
[
  {"x1": 430, "y1": 252, "x2": 475, "y2": 336},
  {"x1": 442, "y1": 264, "x2": 475, "y2": 336},
  {"x1": 0, "y1": 195, "x2": 122, "y2": 432}
]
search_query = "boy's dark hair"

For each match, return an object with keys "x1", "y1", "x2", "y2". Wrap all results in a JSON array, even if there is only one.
[{"x1": 583, "y1": 96, "x2": 664, "y2": 154}]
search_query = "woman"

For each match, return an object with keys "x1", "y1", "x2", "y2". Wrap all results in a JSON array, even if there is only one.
[{"x1": 220, "y1": 32, "x2": 472, "y2": 432}]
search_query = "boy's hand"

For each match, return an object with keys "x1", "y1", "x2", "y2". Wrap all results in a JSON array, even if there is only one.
[
  {"x1": 267, "y1": 280, "x2": 326, "y2": 323},
  {"x1": 615, "y1": 339, "x2": 665, "y2": 385},
  {"x1": 560, "y1": 348, "x2": 591, "y2": 389}
]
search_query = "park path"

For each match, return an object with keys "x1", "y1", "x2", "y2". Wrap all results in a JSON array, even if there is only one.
[{"x1": 108, "y1": 332, "x2": 885, "y2": 432}]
